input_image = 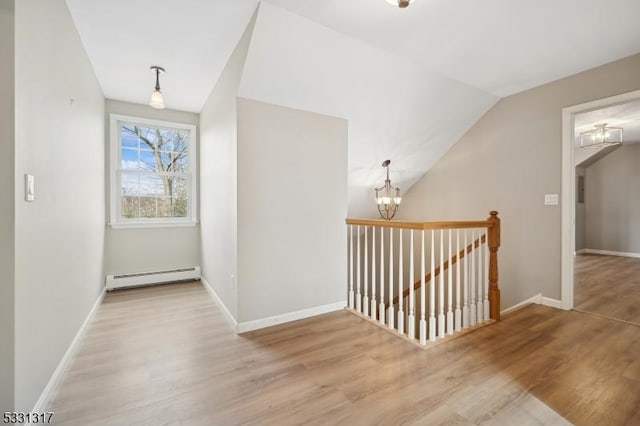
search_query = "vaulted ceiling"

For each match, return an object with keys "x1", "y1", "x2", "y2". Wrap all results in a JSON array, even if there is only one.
[{"x1": 66, "y1": 0, "x2": 640, "y2": 217}]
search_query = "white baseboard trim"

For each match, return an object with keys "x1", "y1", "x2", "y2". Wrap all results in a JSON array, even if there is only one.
[
  {"x1": 540, "y1": 296, "x2": 564, "y2": 309},
  {"x1": 501, "y1": 293, "x2": 564, "y2": 315},
  {"x1": 574, "y1": 249, "x2": 587, "y2": 255},
  {"x1": 501, "y1": 293, "x2": 542, "y2": 315},
  {"x1": 581, "y1": 248, "x2": 640, "y2": 259},
  {"x1": 31, "y1": 287, "x2": 106, "y2": 416},
  {"x1": 236, "y1": 300, "x2": 347, "y2": 334},
  {"x1": 201, "y1": 276, "x2": 238, "y2": 329}
]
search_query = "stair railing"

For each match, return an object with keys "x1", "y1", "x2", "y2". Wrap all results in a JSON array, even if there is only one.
[{"x1": 345, "y1": 211, "x2": 501, "y2": 345}]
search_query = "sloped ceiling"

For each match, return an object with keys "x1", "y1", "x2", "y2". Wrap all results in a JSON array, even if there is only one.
[
  {"x1": 65, "y1": 0, "x2": 640, "y2": 217},
  {"x1": 239, "y1": 2, "x2": 497, "y2": 217}
]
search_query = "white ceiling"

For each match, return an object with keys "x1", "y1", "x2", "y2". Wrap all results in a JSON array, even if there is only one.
[
  {"x1": 66, "y1": 0, "x2": 260, "y2": 113},
  {"x1": 65, "y1": 0, "x2": 640, "y2": 216},
  {"x1": 265, "y1": 0, "x2": 640, "y2": 97}
]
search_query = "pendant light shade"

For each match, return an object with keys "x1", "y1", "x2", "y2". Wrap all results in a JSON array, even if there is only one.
[
  {"x1": 149, "y1": 66, "x2": 166, "y2": 109},
  {"x1": 385, "y1": 0, "x2": 415, "y2": 8}
]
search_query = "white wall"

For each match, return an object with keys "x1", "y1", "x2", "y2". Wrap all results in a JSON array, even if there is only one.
[
  {"x1": 585, "y1": 143, "x2": 640, "y2": 253},
  {"x1": 236, "y1": 98, "x2": 347, "y2": 322},
  {"x1": 0, "y1": 0, "x2": 15, "y2": 412},
  {"x1": 13, "y1": 0, "x2": 105, "y2": 410},
  {"x1": 103, "y1": 99, "x2": 201, "y2": 275},
  {"x1": 199, "y1": 12, "x2": 256, "y2": 320},
  {"x1": 398, "y1": 54, "x2": 640, "y2": 309}
]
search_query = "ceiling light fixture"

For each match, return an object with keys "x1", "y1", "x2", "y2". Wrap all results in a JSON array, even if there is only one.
[
  {"x1": 579, "y1": 123, "x2": 623, "y2": 149},
  {"x1": 149, "y1": 66, "x2": 166, "y2": 109},
  {"x1": 385, "y1": 0, "x2": 414, "y2": 8},
  {"x1": 375, "y1": 160, "x2": 402, "y2": 220}
]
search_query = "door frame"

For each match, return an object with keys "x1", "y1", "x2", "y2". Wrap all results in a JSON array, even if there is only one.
[{"x1": 561, "y1": 89, "x2": 640, "y2": 309}]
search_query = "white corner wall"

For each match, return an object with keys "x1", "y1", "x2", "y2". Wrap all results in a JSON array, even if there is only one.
[
  {"x1": 199, "y1": 11, "x2": 257, "y2": 320},
  {"x1": 236, "y1": 98, "x2": 347, "y2": 322},
  {"x1": 14, "y1": 0, "x2": 106, "y2": 410},
  {"x1": 398, "y1": 54, "x2": 640, "y2": 309},
  {"x1": 0, "y1": 0, "x2": 15, "y2": 412},
  {"x1": 103, "y1": 99, "x2": 201, "y2": 276}
]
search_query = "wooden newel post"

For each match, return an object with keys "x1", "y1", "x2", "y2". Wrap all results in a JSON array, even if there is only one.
[{"x1": 487, "y1": 211, "x2": 501, "y2": 320}]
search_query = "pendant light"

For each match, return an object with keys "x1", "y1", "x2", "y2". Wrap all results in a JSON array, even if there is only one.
[
  {"x1": 385, "y1": 0, "x2": 415, "y2": 8},
  {"x1": 149, "y1": 66, "x2": 166, "y2": 109},
  {"x1": 374, "y1": 160, "x2": 402, "y2": 220}
]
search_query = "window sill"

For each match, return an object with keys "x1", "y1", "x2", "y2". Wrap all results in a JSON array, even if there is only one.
[{"x1": 109, "y1": 220, "x2": 199, "y2": 230}]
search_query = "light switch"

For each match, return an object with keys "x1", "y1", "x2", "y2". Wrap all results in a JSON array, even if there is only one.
[
  {"x1": 25, "y1": 174, "x2": 35, "y2": 202},
  {"x1": 544, "y1": 194, "x2": 559, "y2": 206}
]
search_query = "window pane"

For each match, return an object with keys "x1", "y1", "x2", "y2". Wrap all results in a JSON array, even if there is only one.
[
  {"x1": 122, "y1": 196, "x2": 139, "y2": 219},
  {"x1": 140, "y1": 175, "x2": 165, "y2": 197},
  {"x1": 139, "y1": 196, "x2": 157, "y2": 218},
  {"x1": 120, "y1": 172, "x2": 139, "y2": 196},
  {"x1": 121, "y1": 131, "x2": 138, "y2": 149},
  {"x1": 121, "y1": 148, "x2": 139, "y2": 170},
  {"x1": 156, "y1": 197, "x2": 173, "y2": 218},
  {"x1": 173, "y1": 197, "x2": 188, "y2": 218},
  {"x1": 139, "y1": 149, "x2": 157, "y2": 172}
]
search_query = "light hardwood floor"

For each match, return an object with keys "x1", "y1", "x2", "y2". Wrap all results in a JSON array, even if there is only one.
[
  {"x1": 46, "y1": 281, "x2": 640, "y2": 425},
  {"x1": 574, "y1": 253, "x2": 640, "y2": 325}
]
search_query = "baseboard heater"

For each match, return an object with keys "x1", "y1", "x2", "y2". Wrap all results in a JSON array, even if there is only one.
[{"x1": 105, "y1": 266, "x2": 201, "y2": 291}]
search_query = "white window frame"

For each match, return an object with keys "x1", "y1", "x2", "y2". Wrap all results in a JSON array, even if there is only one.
[{"x1": 109, "y1": 114, "x2": 198, "y2": 229}]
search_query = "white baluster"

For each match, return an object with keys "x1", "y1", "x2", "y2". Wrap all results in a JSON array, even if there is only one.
[
  {"x1": 470, "y1": 229, "x2": 477, "y2": 326},
  {"x1": 379, "y1": 227, "x2": 385, "y2": 325},
  {"x1": 484, "y1": 232, "x2": 490, "y2": 321},
  {"x1": 356, "y1": 225, "x2": 362, "y2": 313},
  {"x1": 388, "y1": 228, "x2": 395, "y2": 330},
  {"x1": 429, "y1": 230, "x2": 436, "y2": 341},
  {"x1": 371, "y1": 226, "x2": 377, "y2": 321},
  {"x1": 455, "y1": 228, "x2": 462, "y2": 332},
  {"x1": 462, "y1": 230, "x2": 469, "y2": 328},
  {"x1": 438, "y1": 230, "x2": 445, "y2": 338},
  {"x1": 408, "y1": 229, "x2": 415, "y2": 340},
  {"x1": 477, "y1": 230, "x2": 484, "y2": 323},
  {"x1": 397, "y1": 229, "x2": 404, "y2": 334},
  {"x1": 447, "y1": 229, "x2": 453, "y2": 335},
  {"x1": 419, "y1": 230, "x2": 427, "y2": 345},
  {"x1": 349, "y1": 225, "x2": 354, "y2": 309},
  {"x1": 363, "y1": 226, "x2": 369, "y2": 317}
]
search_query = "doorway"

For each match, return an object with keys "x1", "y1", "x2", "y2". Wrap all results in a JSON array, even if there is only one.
[{"x1": 561, "y1": 89, "x2": 640, "y2": 322}]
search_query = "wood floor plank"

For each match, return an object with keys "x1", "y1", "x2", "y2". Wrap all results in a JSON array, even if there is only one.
[
  {"x1": 574, "y1": 254, "x2": 640, "y2": 325},
  {"x1": 45, "y1": 281, "x2": 640, "y2": 425}
]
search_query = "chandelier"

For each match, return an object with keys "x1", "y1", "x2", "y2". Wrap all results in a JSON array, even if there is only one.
[
  {"x1": 579, "y1": 123, "x2": 623, "y2": 149},
  {"x1": 375, "y1": 160, "x2": 402, "y2": 220}
]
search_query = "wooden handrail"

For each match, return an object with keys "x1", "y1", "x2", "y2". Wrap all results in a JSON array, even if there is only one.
[
  {"x1": 387, "y1": 234, "x2": 486, "y2": 307},
  {"x1": 345, "y1": 218, "x2": 494, "y2": 231}
]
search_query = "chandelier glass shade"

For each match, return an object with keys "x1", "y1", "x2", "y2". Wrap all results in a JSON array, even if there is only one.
[
  {"x1": 579, "y1": 123, "x2": 623, "y2": 149},
  {"x1": 375, "y1": 160, "x2": 402, "y2": 220}
]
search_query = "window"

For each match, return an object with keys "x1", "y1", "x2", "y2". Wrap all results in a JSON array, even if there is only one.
[{"x1": 109, "y1": 115, "x2": 197, "y2": 228}]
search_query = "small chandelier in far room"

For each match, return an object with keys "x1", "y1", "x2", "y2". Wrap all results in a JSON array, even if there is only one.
[
  {"x1": 385, "y1": 0, "x2": 415, "y2": 8},
  {"x1": 375, "y1": 160, "x2": 402, "y2": 220},
  {"x1": 579, "y1": 123, "x2": 623, "y2": 149},
  {"x1": 149, "y1": 66, "x2": 166, "y2": 109}
]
